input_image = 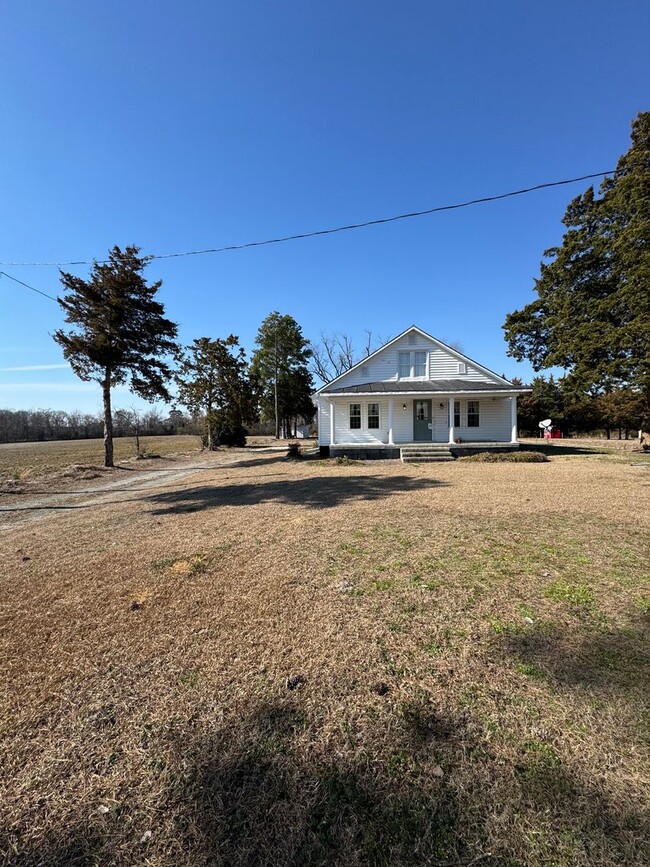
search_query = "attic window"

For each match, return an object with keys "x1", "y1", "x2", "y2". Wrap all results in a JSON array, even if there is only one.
[
  {"x1": 457, "y1": 362, "x2": 466, "y2": 374},
  {"x1": 408, "y1": 333, "x2": 417, "y2": 345}
]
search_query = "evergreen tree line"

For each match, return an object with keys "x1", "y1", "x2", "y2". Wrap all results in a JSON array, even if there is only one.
[
  {"x1": 174, "y1": 313, "x2": 316, "y2": 450},
  {"x1": 504, "y1": 112, "x2": 649, "y2": 431},
  {"x1": 514, "y1": 376, "x2": 646, "y2": 439}
]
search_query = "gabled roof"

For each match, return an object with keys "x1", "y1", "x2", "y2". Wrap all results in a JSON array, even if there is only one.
[{"x1": 316, "y1": 325, "x2": 513, "y2": 394}]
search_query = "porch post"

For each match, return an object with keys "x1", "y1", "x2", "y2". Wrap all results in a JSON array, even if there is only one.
[
  {"x1": 448, "y1": 397, "x2": 455, "y2": 444},
  {"x1": 510, "y1": 396, "x2": 518, "y2": 444},
  {"x1": 388, "y1": 398, "x2": 394, "y2": 445},
  {"x1": 329, "y1": 399, "x2": 336, "y2": 446}
]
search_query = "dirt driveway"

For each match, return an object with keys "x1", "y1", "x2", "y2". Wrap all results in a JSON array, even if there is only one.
[{"x1": 0, "y1": 449, "x2": 285, "y2": 530}]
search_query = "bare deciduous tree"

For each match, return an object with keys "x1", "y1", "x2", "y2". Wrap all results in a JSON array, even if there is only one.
[{"x1": 310, "y1": 330, "x2": 380, "y2": 385}]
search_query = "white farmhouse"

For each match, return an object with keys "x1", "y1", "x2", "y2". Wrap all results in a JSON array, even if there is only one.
[{"x1": 315, "y1": 325, "x2": 528, "y2": 461}]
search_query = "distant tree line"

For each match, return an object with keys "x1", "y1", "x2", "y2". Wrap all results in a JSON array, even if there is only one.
[
  {"x1": 0, "y1": 407, "x2": 198, "y2": 445},
  {"x1": 515, "y1": 376, "x2": 646, "y2": 439}
]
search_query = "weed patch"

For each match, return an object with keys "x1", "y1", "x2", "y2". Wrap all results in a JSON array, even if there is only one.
[
  {"x1": 544, "y1": 580, "x2": 594, "y2": 606},
  {"x1": 459, "y1": 451, "x2": 549, "y2": 463}
]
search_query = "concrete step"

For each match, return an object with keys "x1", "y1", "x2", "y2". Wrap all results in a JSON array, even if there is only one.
[
  {"x1": 401, "y1": 455, "x2": 455, "y2": 463},
  {"x1": 401, "y1": 444, "x2": 455, "y2": 463},
  {"x1": 401, "y1": 446, "x2": 453, "y2": 453},
  {"x1": 401, "y1": 445, "x2": 453, "y2": 451},
  {"x1": 401, "y1": 453, "x2": 452, "y2": 458},
  {"x1": 400, "y1": 443, "x2": 449, "y2": 451}
]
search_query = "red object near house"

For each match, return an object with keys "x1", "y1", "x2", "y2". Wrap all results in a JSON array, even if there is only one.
[{"x1": 543, "y1": 428, "x2": 562, "y2": 439}]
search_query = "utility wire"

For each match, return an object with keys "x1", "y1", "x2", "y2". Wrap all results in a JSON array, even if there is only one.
[
  {"x1": 0, "y1": 271, "x2": 58, "y2": 302},
  {"x1": 0, "y1": 170, "x2": 615, "y2": 268}
]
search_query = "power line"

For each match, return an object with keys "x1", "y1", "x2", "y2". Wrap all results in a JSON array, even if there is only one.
[
  {"x1": 0, "y1": 271, "x2": 58, "y2": 302},
  {"x1": 0, "y1": 170, "x2": 615, "y2": 268}
]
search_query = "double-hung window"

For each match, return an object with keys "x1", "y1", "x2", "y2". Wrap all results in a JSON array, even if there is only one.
[
  {"x1": 368, "y1": 403, "x2": 380, "y2": 429},
  {"x1": 398, "y1": 350, "x2": 427, "y2": 378},
  {"x1": 413, "y1": 351, "x2": 427, "y2": 377},
  {"x1": 467, "y1": 400, "x2": 480, "y2": 427},
  {"x1": 454, "y1": 400, "x2": 461, "y2": 427},
  {"x1": 349, "y1": 404, "x2": 361, "y2": 429}
]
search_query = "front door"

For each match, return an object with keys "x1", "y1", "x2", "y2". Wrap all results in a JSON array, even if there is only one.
[{"x1": 413, "y1": 399, "x2": 432, "y2": 441}]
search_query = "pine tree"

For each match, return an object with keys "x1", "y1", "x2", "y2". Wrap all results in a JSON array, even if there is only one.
[
  {"x1": 175, "y1": 336, "x2": 255, "y2": 449},
  {"x1": 54, "y1": 246, "x2": 178, "y2": 467},
  {"x1": 504, "y1": 112, "x2": 650, "y2": 425},
  {"x1": 250, "y1": 312, "x2": 314, "y2": 438}
]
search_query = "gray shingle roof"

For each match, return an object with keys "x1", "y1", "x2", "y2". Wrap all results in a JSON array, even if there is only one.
[{"x1": 324, "y1": 379, "x2": 520, "y2": 394}]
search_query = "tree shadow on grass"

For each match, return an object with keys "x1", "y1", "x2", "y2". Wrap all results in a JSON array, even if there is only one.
[
  {"x1": 7, "y1": 702, "x2": 464, "y2": 867},
  {"x1": 154, "y1": 701, "x2": 650, "y2": 866},
  {"x1": 519, "y1": 442, "x2": 610, "y2": 456},
  {"x1": 146, "y1": 474, "x2": 449, "y2": 515},
  {"x1": 165, "y1": 702, "x2": 464, "y2": 867},
  {"x1": 7, "y1": 695, "x2": 650, "y2": 866},
  {"x1": 500, "y1": 613, "x2": 650, "y2": 696}
]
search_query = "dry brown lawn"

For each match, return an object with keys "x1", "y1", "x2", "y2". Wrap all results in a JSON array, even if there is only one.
[
  {"x1": 1, "y1": 449, "x2": 649, "y2": 866},
  {"x1": 0, "y1": 435, "x2": 202, "y2": 484}
]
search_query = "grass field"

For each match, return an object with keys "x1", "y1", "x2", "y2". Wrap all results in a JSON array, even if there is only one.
[
  {"x1": 0, "y1": 435, "x2": 202, "y2": 483},
  {"x1": 1, "y1": 448, "x2": 649, "y2": 865}
]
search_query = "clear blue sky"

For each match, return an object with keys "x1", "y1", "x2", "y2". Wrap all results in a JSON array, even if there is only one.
[{"x1": 1, "y1": 1, "x2": 647, "y2": 413}]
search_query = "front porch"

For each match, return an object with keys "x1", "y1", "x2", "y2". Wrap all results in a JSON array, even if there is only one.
[{"x1": 322, "y1": 394, "x2": 519, "y2": 451}]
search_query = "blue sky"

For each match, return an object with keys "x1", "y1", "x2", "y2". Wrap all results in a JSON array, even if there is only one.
[{"x1": 1, "y1": 1, "x2": 647, "y2": 413}]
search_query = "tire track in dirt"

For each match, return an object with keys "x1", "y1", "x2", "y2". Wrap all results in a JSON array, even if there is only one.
[{"x1": 0, "y1": 451, "x2": 285, "y2": 531}]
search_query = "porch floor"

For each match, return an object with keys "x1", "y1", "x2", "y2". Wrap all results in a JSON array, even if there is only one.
[{"x1": 329, "y1": 441, "x2": 520, "y2": 448}]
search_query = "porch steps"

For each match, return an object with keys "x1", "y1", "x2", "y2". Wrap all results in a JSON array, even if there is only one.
[{"x1": 400, "y1": 444, "x2": 455, "y2": 463}]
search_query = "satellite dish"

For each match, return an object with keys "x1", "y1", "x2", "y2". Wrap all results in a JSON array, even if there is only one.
[{"x1": 538, "y1": 418, "x2": 552, "y2": 429}]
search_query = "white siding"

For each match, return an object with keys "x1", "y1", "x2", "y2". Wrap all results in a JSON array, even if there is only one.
[
  {"x1": 393, "y1": 401, "x2": 413, "y2": 443},
  {"x1": 451, "y1": 398, "x2": 511, "y2": 441},
  {"x1": 333, "y1": 398, "x2": 390, "y2": 444},
  {"x1": 322, "y1": 330, "x2": 501, "y2": 391},
  {"x1": 318, "y1": 398, "x2": 331, "y2": 446},
  {"x1": 318, "y1": 395, "x2": 512, "y2": 445},
  {"x1": 427, "y1": 347, "x2": 493, "y2": 383},
  {"x1": 433, "y1": 400, "x2": 449, "y2": 442}
]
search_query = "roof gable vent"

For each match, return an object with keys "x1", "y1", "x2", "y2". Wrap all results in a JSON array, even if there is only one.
[
  {"x1": 360, "y1": 365, "x2": 369, "y2": 378},
  {"x1": 408, "y1": 333, "x2": 417, "y2": 345},
  {"x1": 457, "y1": 362, "x2": 466, "y2": 374}
]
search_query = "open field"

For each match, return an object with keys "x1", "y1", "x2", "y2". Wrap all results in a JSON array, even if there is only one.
[
  {"x1": 0, "y1": 436, "x2": 317, "y2": 488},
  {"x1": 520, "y1": 436, "x2": 645, "y2": 453},
  {"x1": 1, "y1": 449, "x2": 649, "y2": 865},
  {"x1": 0, "y1": 436, "x2": 203, "y2": 483}
]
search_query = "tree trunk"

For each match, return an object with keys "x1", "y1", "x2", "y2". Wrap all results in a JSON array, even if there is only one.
[
  {"x1": 205, "y1": 401, "x2": 214, "y2": 450},
  {"x1": 274, "y1": 331, "x2": 280, "y2": 439},
  {"x1": 102, "y1": 372, "x2": 114, "y2": 468},
  {"x1": 605, "y1": 427, "x2": 611, "y2": 440}
]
